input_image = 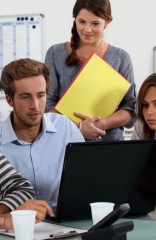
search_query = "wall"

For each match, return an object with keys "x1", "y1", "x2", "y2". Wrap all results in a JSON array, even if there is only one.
[
  {"x1": 106, "y1": 0, "x2": 156, "y2": 90},
  {"x1": 0, "y1": 99, "x2": 12, "y2": 121},
  {"x1": 0, "y1": 0, "x2": 156, "y2": 120}
]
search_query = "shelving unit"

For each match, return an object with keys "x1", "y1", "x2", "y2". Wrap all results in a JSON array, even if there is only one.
[{"x1": 123, "y1": 127, "x2": 134, "y2": 140}]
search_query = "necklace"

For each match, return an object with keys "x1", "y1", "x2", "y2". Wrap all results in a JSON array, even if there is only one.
[{"x1": 78, "y1": 39, "x2": 103, "y2": 59}]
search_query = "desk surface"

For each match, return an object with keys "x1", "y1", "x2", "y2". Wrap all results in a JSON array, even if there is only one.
[{"x1": 1, "y1": 218, "x2": 156, "y2": 240}]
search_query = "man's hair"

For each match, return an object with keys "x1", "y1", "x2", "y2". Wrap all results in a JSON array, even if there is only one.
[{"x1": 0, "y1": 58, "x2": 50, "y2": 98}]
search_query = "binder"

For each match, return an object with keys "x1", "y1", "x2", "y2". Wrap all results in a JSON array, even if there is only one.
[{"x1": 55, "y1": 53, "x2": 131, "y2": 123}]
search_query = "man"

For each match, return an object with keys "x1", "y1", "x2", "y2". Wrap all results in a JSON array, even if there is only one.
[
  {"x1": 0, "y1": 58, "x2": 84, "y2": 207},
  {"x1": 0, "y1": 153, "x2": 53, "y2": 230}
]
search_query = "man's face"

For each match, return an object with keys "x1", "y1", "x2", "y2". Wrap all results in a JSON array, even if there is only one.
[{"x1": 6, "y1": 75, "x2": 47, "y2": 129}]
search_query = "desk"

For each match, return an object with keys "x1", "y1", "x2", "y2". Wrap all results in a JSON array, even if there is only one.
[{"x1": 1, "y1": 218, "x2": 156, "y2": 240}]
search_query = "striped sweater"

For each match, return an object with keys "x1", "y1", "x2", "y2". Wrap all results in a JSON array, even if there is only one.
[{"x1": 0, "y1": 153, "x2": 35, "y2": 210}]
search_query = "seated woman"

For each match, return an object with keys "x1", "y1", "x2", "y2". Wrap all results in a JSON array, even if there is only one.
[
  {"x1": 130, "y1": 74, "x2": 156, "y2": 215},
  {"x1": 132, "y1": 73, "x2": 156, "y2": 140},
  {"x1": 0, "y1": 153, "x2": 53, "y2": 230}
]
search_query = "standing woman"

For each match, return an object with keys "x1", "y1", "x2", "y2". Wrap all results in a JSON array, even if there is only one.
[
  {"x1": 45, "y1": 0, "x2": 136, "y2": 141},
  {"x1": 132, "y1": 73, "x2": 156, "y2": 140}
]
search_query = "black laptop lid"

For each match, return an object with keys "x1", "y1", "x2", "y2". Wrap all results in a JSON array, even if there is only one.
[{"x1": 55, "y1": 140, "x2": 156, "y2": 221}]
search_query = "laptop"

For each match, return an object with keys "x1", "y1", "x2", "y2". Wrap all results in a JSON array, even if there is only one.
[{"x1": 52, "y1": 139, "x2": 156, "y2": 221}]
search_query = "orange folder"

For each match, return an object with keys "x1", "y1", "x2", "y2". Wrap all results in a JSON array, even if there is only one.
[{"x1": 55, "y1": 53, "x2": 131, "y2": 123}]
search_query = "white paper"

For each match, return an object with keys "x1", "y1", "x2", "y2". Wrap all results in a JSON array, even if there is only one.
[{"x1": 0, "y1": 221, "x2": 87, "y2": 239}]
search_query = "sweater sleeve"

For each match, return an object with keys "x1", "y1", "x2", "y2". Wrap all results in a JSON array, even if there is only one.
[
  {"x1": 117, "y1": 49, "x2": 136, "y2": 128},
  {"x1": 0, "y1": 154, "x2": 35, "y2": 211},
  {"x1": 131, "y1": 121, "x2": 143, "y2": 140},
  {"x1": 45, "y1": 45, "x2": 60, "y2": 111}
]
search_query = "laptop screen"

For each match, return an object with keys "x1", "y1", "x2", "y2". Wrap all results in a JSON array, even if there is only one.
[{"x1": 55, "y1": 140, "x2": 156, "y2": 221}]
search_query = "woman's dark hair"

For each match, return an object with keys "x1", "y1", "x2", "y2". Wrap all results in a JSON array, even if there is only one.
[
  {"x1": 65, "y1": 0, "x2": 113, "y2": 66},
  {"x1": 137, "y1": 73, "x2": 156, "y2": 139}
]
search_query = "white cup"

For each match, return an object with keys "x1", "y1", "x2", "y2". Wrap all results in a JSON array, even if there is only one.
[
  {"x1": 90, "y1": 202, "x2": 115, "y2": 225},
  {"x1": 11, "y1": 210, "x2": 37, "y2": 240}
]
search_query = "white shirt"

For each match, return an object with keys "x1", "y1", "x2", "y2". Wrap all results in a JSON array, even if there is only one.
[{"x1": 0, "y1": 112, "x2": 84, "y2": 205}]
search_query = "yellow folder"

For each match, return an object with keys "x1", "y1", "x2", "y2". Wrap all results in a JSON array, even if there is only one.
[{"x1": 55, "y1": 53, "x2": 131, "y2": 123}]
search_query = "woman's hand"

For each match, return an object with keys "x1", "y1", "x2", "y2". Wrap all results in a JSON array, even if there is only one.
[
  {"x1": 0, "y1": 199, "x2": 54, "y2": 230},
  {"x1": 74, "y1": 112, "x2": 106, "y2": 140},
  {"x1": 0, "y1": 213, "x2": 13, "y2": 230},
  {"x1": 16, "y1": 199, "x2": 54, "y2": 223}
]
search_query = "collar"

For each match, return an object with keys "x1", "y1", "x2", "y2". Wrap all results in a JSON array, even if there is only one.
[{"x1": 1, "y1": 113, "x2": 57, "y2": 145}]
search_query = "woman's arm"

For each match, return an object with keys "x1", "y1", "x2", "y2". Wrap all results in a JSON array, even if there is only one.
[
  {"x1": 0, "y1": 154, "x2": 35, "y2": 214},
  {"x1": 45, "y1": 45, "x2": 60, "y2": 111},
  {"x1": 0, "y1": 200, "x2": 54, "y2": 230},
  {"x1": 95, "y1": 109, "x2": 132, "y2": 130}
]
